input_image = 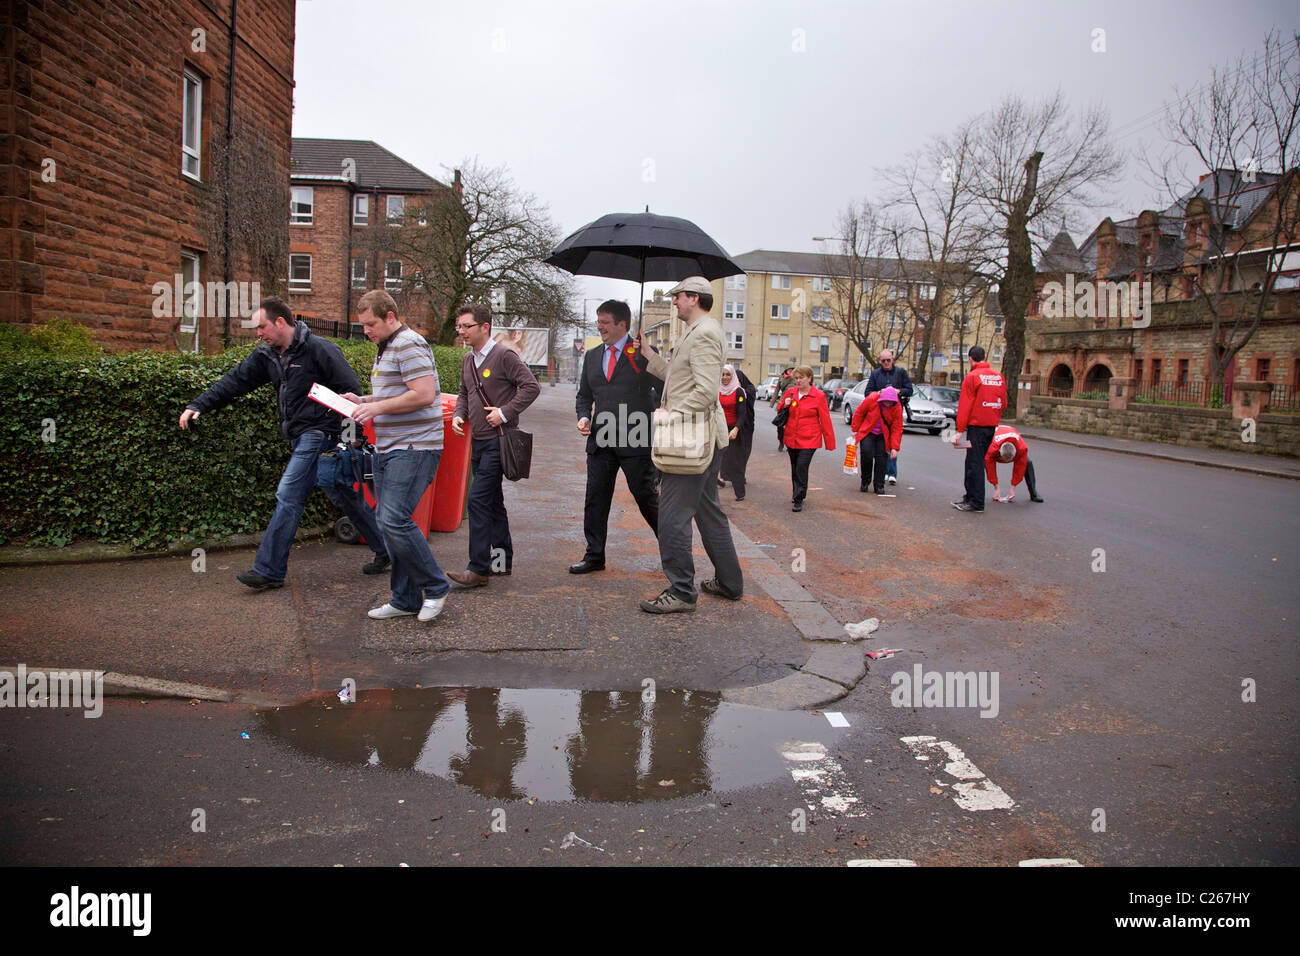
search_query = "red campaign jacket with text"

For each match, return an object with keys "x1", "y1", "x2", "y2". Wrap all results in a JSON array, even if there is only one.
[
  {"x1": 984, "y1": 424, "x2": 1029, "y2": 487},
  {"x1": 850, "y1": 393, "x2": 903, "y2": 452},
  {"x1": 779, "y1": 386, "x2": 836, "y2": 451},
  {"x1": 955, "y1": 361, "x2": 1007, "y2": 431}
]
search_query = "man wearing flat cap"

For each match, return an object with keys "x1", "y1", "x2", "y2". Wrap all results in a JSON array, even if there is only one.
[{"x1": 636, "y1": 276, "x2": 744, "y2": 613}]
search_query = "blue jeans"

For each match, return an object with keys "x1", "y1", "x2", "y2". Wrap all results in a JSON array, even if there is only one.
[
  {"x1": 885, "y1": 454, "x2": 898, "y2": 480},
  {"x1": 373, "y1": 447, "x2": 450, "y2": 611},
  {"x1": 468, "y1": 437, "x2": 512, "y2": 575},
  {"x1": 253, "y1": 429, "x2": 331, "y2": 582}
]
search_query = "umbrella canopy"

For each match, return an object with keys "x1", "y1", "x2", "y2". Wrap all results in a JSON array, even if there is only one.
[{"x1": 546, "y1": 211, "x2": 745, "y2": 284}]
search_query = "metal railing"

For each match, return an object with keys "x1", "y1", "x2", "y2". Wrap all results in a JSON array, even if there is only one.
[{"x1": 1131, "y1": 380, "x2": 1230, "y2": 408}]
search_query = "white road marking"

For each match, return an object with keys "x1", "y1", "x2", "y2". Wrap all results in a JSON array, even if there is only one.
[
  {"x1": 823, "y1": 711, "x2": 850, "y2": 728},
  {"x1": 780, "y1": 741, "x2": 866, "y2": 818},
  {"x1": 901, "y1": 735, "x2": 1015, "y2": 811},
  {"x1": 1019, "y1": 858, "x2": 1082, "y2": 867},
  {"x1": 847, "y1": 859, "x2": 916, "y2": 866}
]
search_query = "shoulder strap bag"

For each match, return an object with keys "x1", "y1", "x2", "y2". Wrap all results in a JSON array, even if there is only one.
[{"x1": 474, "y1": 370, "x2": 532, "y2": 482}]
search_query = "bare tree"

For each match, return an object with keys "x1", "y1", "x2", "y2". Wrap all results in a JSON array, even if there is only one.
[
  {"x1": 367, "y1": 157, "x2": 577, "y2": 345},
  {"x1": 880, "y1": 121, "x2": 982, "y2": 383},
  {"x1": 812, "y1": 200, "x2": 892, "y2": 376},
  {"x1": 1144, "y1": 30, "x2": 1300, "y2": 392},
  {"x1": 967, "y1": 93, "x2": 1124, "y2": 405}
]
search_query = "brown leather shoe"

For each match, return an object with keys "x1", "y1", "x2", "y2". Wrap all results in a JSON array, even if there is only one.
[{"x1": 447, "y1": 570, "x2": 489, "y2": 588}]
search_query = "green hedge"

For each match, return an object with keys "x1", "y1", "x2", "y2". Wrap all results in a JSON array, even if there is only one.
[{"x1": 2, "y1": 338, "x2": 466, "y2": 549}]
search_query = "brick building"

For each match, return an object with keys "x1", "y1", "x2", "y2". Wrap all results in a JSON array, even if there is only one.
[
  {"x1": 1025, "y1": 168, "x2": 1300, "y2": 412},
  {"x1": 2, "y1": 0, "x2": 297, "y2": 351},
  {"x1": 287, "y1": 138, "x2": 457, "y2": 339}
]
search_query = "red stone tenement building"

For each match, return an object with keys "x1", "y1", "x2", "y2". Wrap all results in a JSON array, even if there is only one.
[
  {"x1": 1, "y1": 0, "x2": 297, "y2": 352},
  {"x1": 287, "y1": 139, "x2": 458, "y2": 339},
  {"x1": 1024, "y1": 169, "x2": 1300, "y2": 413}
]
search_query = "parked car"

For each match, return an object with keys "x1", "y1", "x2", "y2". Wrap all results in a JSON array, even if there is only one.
[
  {"x1": 843, "y1": 380, "x2": 946, "y2": 434},
  {"x1": 914, "y1": 383, "x2": 959, "y2": 420},
  {"x1": 756, "y1": 377, "x2": 781, "y2": 401},
  {"x1": 818, "y1": 378, "x2": 852, "y2": 410}
]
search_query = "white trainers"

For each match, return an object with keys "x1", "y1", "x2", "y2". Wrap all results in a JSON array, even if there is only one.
[
  {"x1": 418, "y1": 597, "x2": 446, "y2": 622},
  {"x1": 368, "y1": 603, "x2": 415, "y2": 620},
  {"x1": 886, "y1": 475, "x2": 897, "y2": 484}
]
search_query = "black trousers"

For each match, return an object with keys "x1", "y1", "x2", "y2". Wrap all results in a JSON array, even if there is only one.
[
  {"x1": 860, "y1": 433, "x2": 888, "y2": 492},
  {"x1": 1024, "y1": 460, "x2": 1040, "y2": 499},
  {"x1": 964, "y1": 425, "x2": 996, "y2": 509},
  {"x1": 787, "y1": 447, "x2": 816, "y2": 503},
  {"x1": 583, "y1": 448, "x2": 659, "y2": 560}
]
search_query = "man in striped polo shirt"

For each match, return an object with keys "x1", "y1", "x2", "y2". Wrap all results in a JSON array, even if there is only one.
[{"x1": 343, "y1": 290, "x2": 451, "y2": 623}]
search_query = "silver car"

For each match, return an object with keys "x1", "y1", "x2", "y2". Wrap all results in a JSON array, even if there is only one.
[{"x1": 843, "y1": 381, "x2": 946, "y2": 434}]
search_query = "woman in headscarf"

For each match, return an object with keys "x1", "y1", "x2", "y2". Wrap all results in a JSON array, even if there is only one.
[{"x1": 717, "y1": 364, "x2": 755, "y2": 501}]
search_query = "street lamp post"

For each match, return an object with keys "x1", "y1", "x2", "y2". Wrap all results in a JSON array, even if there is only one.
[{"x1": 814, "y1": 235, "x2": 855, "y2": 378}]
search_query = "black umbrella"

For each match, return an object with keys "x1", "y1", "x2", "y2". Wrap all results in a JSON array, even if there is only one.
[{"x1": 546, "y1": 210, "x2": 745, "y2": 331}]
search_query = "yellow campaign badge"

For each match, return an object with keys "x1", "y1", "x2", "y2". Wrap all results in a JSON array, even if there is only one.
[{"x1": 482, "y1": 368, "x2": 491, "y2": 378}]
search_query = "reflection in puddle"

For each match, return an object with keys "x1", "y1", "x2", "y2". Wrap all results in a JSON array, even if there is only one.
[{"x1": 261, "y1": 687, "x2": 843, "y2": 803}]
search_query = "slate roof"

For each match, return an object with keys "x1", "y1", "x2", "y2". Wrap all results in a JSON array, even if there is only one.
[
  {"x1": 1038, "y1": 231, "x2": 1088, "y2": 273},
  {"x1": 290, "y1": 138, "x2": 448, "y2": 192},
  {"x1": 733, "y1": 249, "x2": 955, "y2": 282}
]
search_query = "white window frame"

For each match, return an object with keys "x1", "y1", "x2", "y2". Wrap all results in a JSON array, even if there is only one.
[
  {"x1": 182, "y1": 68, "x2": 202, "y2": 180},
  {"x1": 290, "y1": 186, "x2": 314, "y2": 225},
  {"x1": 289, "y1": 254, "x2": 312, "y2": 293},
  {"x1": 351, "y1": 258, "x2": 367, "y2": 290},
  {"x1": 385, "y1": 260, "x2": 402, "y2": 290},
  {"x1": 724, "y1": 299, "x2": 746, "y2": 320},
  {"x1": 726, "y1": 331, "x2": 744, "y2": 351},
  {"x1": 725, "y1": 274, "x2": 748, "y2": 290},
  {"x1": 771, "y1": 304, "x2": 790, "y2": 320},
  {"x1": 992, "y1": 345, "x2": 1004, "y2": 363},
  {"x1": 387, "y1": 195, "x2": 404, "y2": 225},
  {"x1": 772, "y1": 274, "x2": 791, "y2": 290},
  {"x1": 179, "y1": 249, "x2": 201, "y2": 347},
  {"x1": 353, "y1": 194, "x2": 369, "y2": 226}
]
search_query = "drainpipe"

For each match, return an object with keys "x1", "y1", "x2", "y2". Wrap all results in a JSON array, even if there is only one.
[{"x1": 221, "y1": 0, "x2": 238, "y2": 348}]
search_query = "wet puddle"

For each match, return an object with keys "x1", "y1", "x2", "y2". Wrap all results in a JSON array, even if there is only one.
[{"x1": 261, "y1": 687, "x2": 846, "y2": 803}]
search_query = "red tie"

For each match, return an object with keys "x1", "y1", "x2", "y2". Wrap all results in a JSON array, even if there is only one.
[{"x1": 605, "y1": 347, "x2": 616, "y2": 381}]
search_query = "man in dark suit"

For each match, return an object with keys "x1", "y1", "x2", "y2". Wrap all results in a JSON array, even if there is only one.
[{"x1": 570, "y1": 300, "x2": 665, "y2": 574}]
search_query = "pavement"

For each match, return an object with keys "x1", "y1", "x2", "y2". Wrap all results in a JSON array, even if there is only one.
[{"x1": 1, "y1": 384, "x2": 1292, "y2": 712}]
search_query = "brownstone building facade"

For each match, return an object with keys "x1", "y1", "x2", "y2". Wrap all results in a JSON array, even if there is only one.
[
  {"x1": 1, "y1": 0, "x2": 296, "y2": 352},
  {"x1": 287, "y1": 138, "x2": 456, "y2": 338},
  {"x1": 1025, "y1": 169, "x2": 1300, "y2": 413}
]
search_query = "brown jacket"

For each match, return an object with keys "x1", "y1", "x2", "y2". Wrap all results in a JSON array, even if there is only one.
[{"x1": 454, "y1": 342, "x2": 541, "y2": 439}]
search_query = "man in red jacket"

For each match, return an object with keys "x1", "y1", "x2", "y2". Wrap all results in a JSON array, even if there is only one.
[
  {"x1": 951, "y1": 345, "x2": 1006, "y2": 513},
  {"x1": 985, "y1": 424, "x2": 1045, "y2": 503}
]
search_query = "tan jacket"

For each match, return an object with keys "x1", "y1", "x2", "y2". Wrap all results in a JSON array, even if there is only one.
[{"x1": 642, "y1": 313, "x2": 728, "y2": 450}]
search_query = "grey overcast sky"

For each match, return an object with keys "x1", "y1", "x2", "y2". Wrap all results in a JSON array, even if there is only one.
[{"x1": 292, "y1": 0, "x2": 1299, "y2": 314}]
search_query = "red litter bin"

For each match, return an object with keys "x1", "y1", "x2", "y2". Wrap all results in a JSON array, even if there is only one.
[{"x1": 358, "y1": 393, "x2": 471, "y2": 534}]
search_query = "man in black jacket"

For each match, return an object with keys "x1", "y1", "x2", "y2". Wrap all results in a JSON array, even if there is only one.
[
  {"x1": 568, "y1": 300, "x2": 665, "y2": 574},
  {"x1": 179, "y1": 298, "x2": 361, "y2": 590},
  {"x1": 865, "y1": 349, "x2": 913, "y2": 485}
]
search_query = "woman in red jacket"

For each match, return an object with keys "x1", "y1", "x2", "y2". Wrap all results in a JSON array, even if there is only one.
[
  {"x1": 850, "y1": 385, "x2": 903, "y2": 495},
  {"x1": 777, "y1": 366, "x2": 836, "y2": 512}
]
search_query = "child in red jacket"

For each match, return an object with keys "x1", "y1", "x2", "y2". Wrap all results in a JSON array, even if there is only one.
[{"x1": 850, "y1": 385, "x2": 904, "y2": 494}]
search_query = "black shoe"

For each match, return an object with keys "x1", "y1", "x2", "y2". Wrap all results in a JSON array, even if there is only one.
[
  {"x1": 734, "y1": 494, "x2": 745, "y2": 502},
  {"x1": 952, "y1": 501, "x2": 982, "y2": 513},
  {"x1": 859, "y1": 485, "x2": 870, "y2": 493},
  {"x1": 568, "y1": 558, "x2": 606, "y2": 574},
  {"x1": 491, "y1": 567, "x2": 512, "y2": 576},
  {"x1": 792, "y1": 501, "x2": 803, "y2": 512},
  {"x1": 700, "y1": 578, "x2": 742, "y2": 601},
  {"x1": 362, "y1": 554, "x2": 391, "y2": 575},
  {"x1": 1030, "y1": 495, "x2": 1045, "y2": 503},
  {"x1": 237, "y1": 569, "x2": 284, "y2": 590}
]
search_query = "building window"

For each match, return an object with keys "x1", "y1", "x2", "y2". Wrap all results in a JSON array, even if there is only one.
[
  {"x1": 810, "y1": 365, "x2": 823, "y2": 380},
  {"x1": 725, "y1": 275, "x2": 748, "y2": 290},
  {"x1": 1151, "y1": 358, "x2": 1162, "y2": 384},
  {"x1": 726, "y1": 331, "x2": 744, "y2": 351},
  {"x1": 387, "y1": 195, "x2": 404, "y2": 225},
  {"x1": 290, "y1": 187, "x2": 313, "y2": 225},
  {"x1": 354, "y1": 195, "x2": 369, "y2": 226},
  {"x1": 772, "y1": 274, "x2": 791, "y2": 290},
  {"x1": 809, "y1": 335, "x2": 829, "y2": 351},
  {"x1": 950, "y1": 344, "x2": 963, "y2": 362},
  {"x1": 289, "y1": 254, "x2": 312, "y2": 293},
  {"x1": 769, "y1": 333, "x2": 789, "y2": 349},
  {"x1": 179, "y1": 249, "x2": 201, "y2": 350},
  {"x1": 887, "y1": 311, "x2": 900, "y2": 329},
  {"x1": 991, "y1": 345, "x2": 1004, "y2": 363},
  {"x1": 770, "y1": 304, "x2": 790, "y2": 320},
  {"x1": 994, "y1": 317, "x2": 1004, "y2": 334},
  {"x1": 889, "y1": 283, "x2": 905, "y2": 299},
  {"x1": 724, "y1": 300, "x2": 745, "y2": 320},
  {"x1": 351, "y1": 258, "x2": 367, "y2": 290},
  {"x1": 385, "y1": 261, "x2": 402, "y2": 290},
  {"x1": 919, "y1": 284, "x2": 935, "y2": 299},
  {"x1": 1134, "y1": 358, "x2": 1144, "y2": 382},
  {"x1": 812, "y1": 277, "x2": 833, "y2": 292},
  {"x1": 1256, "y1": 357, "x2": 1271, "y2": 380},
  {"x1": 1177, "y1": 358, "x2": 1189, "y2": 385},
  {"x1": 769, "y1": 363, "x2": 781, "y2": 375},
  {"x1": 861, "y1": 279, "x2": 874, "y2": 293},
  {"x1": 182, "y1": 68, "x2": 202, "y2": 180}
]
